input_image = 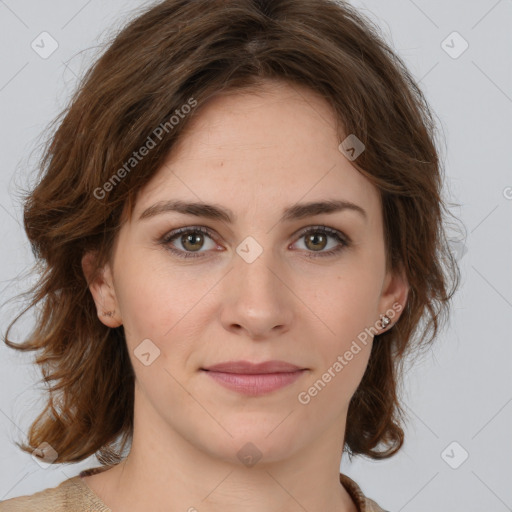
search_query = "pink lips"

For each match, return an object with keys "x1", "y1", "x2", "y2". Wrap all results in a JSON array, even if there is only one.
[{"x1": 201, "y1": 360, "x2": 307, "y2": 396}]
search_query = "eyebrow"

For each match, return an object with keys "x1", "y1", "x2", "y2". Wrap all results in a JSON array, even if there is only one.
[{"x1": 138, "y1": 199, "x2": 367, "y2": 223}]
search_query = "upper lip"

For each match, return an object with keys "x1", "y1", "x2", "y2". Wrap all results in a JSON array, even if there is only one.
[{"x1": 202, "y1": 360, "x2": 304, "y2": 374}]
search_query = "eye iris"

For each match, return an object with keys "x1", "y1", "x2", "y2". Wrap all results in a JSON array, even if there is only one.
[
  {"x1": 305, "y1": 232, "x2": 327, "y2": 251},
  {"x1": 182, "y1": 232, "x2": 204, "y2": 251}
]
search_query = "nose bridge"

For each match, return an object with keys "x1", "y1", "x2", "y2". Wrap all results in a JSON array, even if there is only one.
[
  {"x1": 221, "y1": 236, "x2": 294, "y2": 336},
  {"x1": 234, "y1": 236, "x2": 283, "y2": 302}
]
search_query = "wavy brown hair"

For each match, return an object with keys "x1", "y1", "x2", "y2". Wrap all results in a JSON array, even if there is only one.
[{"x1": 3, "y1": 0, "x2": 461, "y2": 465}]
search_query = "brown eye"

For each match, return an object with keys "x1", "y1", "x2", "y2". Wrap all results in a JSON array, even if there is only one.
[
  {"x1": 293, "y1": 226, "x2": 350, "y2": 258},
  {"x1": 181, "y1": 232, "x2": 205, "y2": 252},
  {"x1": 160, "y1": 225, "x2": 350, "y2": 260},
  {"x1": 161, "y1": 226, "x2": 218, "y2": 259},
  {"x1": 304, "y1": 232, "x2": 328, "y2": 252}
]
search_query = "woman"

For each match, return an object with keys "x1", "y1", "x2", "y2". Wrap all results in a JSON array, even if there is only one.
[{"x1": 1, "y1": 0, "x2": 460, "y2": 510}]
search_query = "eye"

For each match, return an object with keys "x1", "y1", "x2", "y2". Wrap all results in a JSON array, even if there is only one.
[
  {"x1": 159, "y1": 225, "x2": 350, "y2": 259},
  {"x1": 291, "y1": 226, "x2": 350, "y2": 258},
  {"x1": 160, "y1": 226, "x2": 219, "y2": 259}
]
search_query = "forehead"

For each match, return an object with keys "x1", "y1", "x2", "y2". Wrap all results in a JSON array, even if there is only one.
[{"x1": 132, "y1": 80, "x2": 380, "y2": 222}]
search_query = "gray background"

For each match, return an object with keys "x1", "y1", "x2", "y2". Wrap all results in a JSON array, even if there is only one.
[{"x1": 0, "y1": 1, "x2": 511, "y2": 510}]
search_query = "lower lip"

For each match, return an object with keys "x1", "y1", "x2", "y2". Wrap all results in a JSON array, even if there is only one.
[{"x1": 202, "y1": 370, "x2": 306, "y2": 396}]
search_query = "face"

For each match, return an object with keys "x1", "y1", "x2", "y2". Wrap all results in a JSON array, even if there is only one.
[{"x1": 84, "y1": 79, "x2": 408, "y2": 466}]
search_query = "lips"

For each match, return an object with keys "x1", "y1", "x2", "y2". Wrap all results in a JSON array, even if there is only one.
[
  {"x1": 202, "y1": 360, "x2": 304, "y2": 374},
  {"x1": 201, "y1": 360, "x2": 307, "y2": 396}
]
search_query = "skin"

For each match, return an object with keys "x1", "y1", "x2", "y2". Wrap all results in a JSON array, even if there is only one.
[{"x1": 82, "y1": 78, "x2": 409, "y2": 512}]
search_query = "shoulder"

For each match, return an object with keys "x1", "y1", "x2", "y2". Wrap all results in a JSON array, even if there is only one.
[
  {"x1": 340, "y1": 473, "x2": 390, "y2": 512},
  {"x1": 0, "y1": 472, "x2": 110, "y2": 512},
  {"x1": 0, "y1": 477, "x2": 71, "y2": 512},
  {"x1": 365, "y1": 496, "x2": 391, "y2": 512}
]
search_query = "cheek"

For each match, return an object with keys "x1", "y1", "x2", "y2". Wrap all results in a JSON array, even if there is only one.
[
  {"x1": 304, "y1": 258, "x2": 383, "y2": 387},
  {"x1": 113, "y1": 252, "x2": 214, "y2": 358},
  {"x1": 301, "y1": 282, "x2": 375, "y2": 410},
  {"x1": 113, "y1": 255, "x2": 170, "y2": 341},
  {"x1": 315, "y1": 267, "x2": 382, "y2": 338}
]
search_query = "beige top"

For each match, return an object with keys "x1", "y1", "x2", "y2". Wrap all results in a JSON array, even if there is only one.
[{"x1": 0, "y1": 465, "x2": 388, "y2": 511}]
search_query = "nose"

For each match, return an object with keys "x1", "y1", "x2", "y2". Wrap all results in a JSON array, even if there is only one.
[{"x1": 220, "y1": 248, "x2": 294, "y2": 340}]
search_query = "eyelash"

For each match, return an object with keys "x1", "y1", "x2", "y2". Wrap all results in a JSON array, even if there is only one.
[{"x1": 158, "y1": 225, "x2": 351, "y2": 260}]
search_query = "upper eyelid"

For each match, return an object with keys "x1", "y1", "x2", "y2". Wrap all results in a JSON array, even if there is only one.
[{"x1": 162, "y1": 224, "x2": 349, "y2": 246}]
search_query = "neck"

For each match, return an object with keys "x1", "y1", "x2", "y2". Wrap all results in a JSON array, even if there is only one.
[
  {"x1": 91, "y1": 456, "x2": 358, "y2": 512},
  {"x1": 85, "y1": 388, "x2": 358, "y2": 512}
]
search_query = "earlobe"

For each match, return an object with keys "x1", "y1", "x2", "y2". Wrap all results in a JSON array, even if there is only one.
[{"x1": 81, "y1": 251, "x2": 123, "y2": 328}]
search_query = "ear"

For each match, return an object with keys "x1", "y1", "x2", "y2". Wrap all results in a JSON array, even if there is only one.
[
  {"x1": 377, "y1": 262, "x2": 409, "y2": 332},
  {"x1": 81, "y1": 251, "x2": 123, "y2": 328}
]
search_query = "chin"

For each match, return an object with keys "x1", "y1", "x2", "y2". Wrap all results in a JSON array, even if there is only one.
[{"x1": 197, "y1": 425, "x2": 302, "y2": 467}]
